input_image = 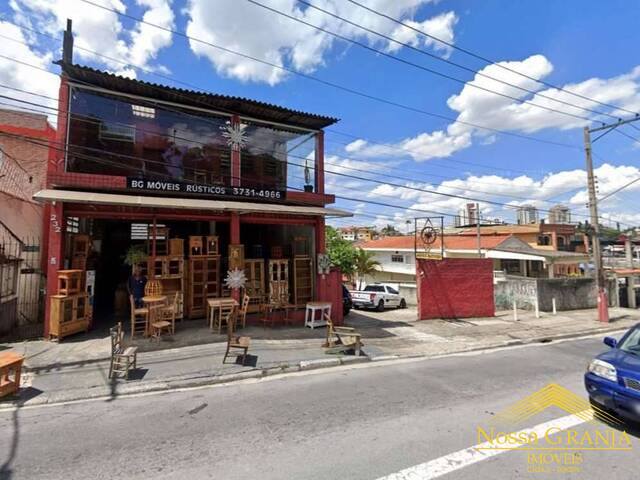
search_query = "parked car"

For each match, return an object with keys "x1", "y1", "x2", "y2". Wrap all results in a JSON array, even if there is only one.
[
  {"x1": 350, "y1": 284, "x2": 407, "y2": 311},
  {"x1": 342, "y1": 285, "x2": 352, "y2": 316},
  {"x1": 584, "y1": 325, "x2": 640, "y2": 422}
]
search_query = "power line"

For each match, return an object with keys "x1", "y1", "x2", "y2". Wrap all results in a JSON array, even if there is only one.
[
  {"x1": 74, "y1": 0, "x2": 581, "y2": 151},
  {"x1": 246, "y1": 0, "x2": 593, "y2": 125},
  {"x1": 345, "y1": 0, "x2": 640, "y2": 118},
  {"x1": 292, "y1": 0, "x2": 618, "y2": 121},
  {"x1": 0, "y1": 21, "x2": 580, "y2": 178}
]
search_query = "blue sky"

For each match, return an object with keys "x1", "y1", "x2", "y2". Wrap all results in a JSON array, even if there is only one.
[{"x1": 1, "y1": 0, "x2": 639, "y2": 230}]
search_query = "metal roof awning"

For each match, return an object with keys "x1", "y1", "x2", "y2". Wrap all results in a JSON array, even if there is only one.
[{"x1": 33, "y1": 190, "x2": 352, "y2": 218}]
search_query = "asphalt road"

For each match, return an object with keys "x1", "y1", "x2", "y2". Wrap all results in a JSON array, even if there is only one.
[{"x1": 1, "y1": 334, "x2": 638, "y2": 480}]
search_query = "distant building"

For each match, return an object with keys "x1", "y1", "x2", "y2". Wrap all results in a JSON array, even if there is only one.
[
  {"x1": 517, "y1": 204, "x2": 539, "y2": 225},
  {"x1": 456, "y1": 203, "x2": 480, "y2": 227},
  {"x1": 338, "y1": 226, "x2": 375, "y2": 242},
  {"x1": 548, "y1": 204, "x2": 571, "y2": 224}
]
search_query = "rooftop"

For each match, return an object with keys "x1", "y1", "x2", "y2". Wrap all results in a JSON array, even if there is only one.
[{"x1": 58, "y1": 62, "x2": 339, "y2": 131}]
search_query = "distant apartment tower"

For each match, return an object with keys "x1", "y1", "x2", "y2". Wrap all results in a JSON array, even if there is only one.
[
  {"x1": 548, "y1": 204, "x2": 571, "y2": 224},
  {"x1": 456, "y1": 203, "x2": 480, "y2": 227},
  {"x1": 517, "y1": 204, "x2": 539, "y2": 225},
  {"x1": 338, "y1": 226, "x2": 374, "y2": 242}
]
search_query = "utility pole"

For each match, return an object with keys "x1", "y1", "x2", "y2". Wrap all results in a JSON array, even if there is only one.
[
  {"x1": 583, "y1": 127, "x2": 608, "y2": 323},
  {"x1": 583, "y1": 115, "x2": 640, "y2": 322}
]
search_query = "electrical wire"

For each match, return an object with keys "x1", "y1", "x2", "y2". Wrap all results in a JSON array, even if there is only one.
[
  {"x1": 345, "y1": 0, "x2": 640, "y2": 118},
  {"x1": 72, "y1": 0, "x2": 581, "y2": 151},
  {"x1": 252, "y1": 0, "x2": 610, "y2": 122}
]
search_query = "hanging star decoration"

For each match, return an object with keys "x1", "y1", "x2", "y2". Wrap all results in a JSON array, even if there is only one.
[
  {"x1": 221, "y1": 121, "x2": 248, "y2": 151},
  {"x1": 224, "y1": 268, "x2": 247, "y2": 290}
]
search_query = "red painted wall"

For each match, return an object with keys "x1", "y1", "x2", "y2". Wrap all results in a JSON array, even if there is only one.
[{"x1": 417, "y1": 258, "x2": 494, "y2": 320}]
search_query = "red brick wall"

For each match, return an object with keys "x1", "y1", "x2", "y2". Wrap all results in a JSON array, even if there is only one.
[{"x1": 417, "y1": 258, "x2": 494, "y2": 319}]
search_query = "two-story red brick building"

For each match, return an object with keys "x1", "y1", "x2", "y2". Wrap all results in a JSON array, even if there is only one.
[{"x1": 35, "y1": 26, "x2": 349, "y2": 337}]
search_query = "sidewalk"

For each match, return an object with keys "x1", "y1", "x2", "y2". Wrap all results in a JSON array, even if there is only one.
[{"x1": 2, "y1": 307, "x2": 638, "y2": 407}]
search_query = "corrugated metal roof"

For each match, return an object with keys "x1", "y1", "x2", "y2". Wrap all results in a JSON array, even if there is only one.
[{"x1": 58, "y1": 62, "x2": 339, "y2": 130}]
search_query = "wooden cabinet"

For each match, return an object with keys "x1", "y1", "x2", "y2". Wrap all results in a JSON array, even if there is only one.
[
  {"x1": 293, "y1": 256, "x2": 313, "y2": 306},
  {"x1": 268, "y1": 259, "x2": 289, "y2": 305},
  {"x1": 145, "y1": 256, "x2": 185, "y2": 319},
  {"x1": 49, "y1": 294, "x2": 90, "y2": 341},
  {"x1": 187, "y1": 256, "x2": 220, "y2": 318},
  {"x1": 244, "y1": 259, "x2": 265, "y2": 312}
]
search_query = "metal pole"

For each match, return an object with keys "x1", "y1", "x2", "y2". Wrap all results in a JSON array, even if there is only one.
[
  {"x1": 476, "y1": 203, "x2": 481, "y2": 258},
  {"x1": 584, "y1": 126, "x2": 609, "y2": 323}
]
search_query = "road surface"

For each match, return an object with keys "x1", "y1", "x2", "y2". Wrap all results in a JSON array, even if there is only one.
[{"x1": 1, "y1": 334, "x2": 637, "y2": 479}]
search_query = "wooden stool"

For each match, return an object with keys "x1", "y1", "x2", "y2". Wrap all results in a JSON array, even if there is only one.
[
  {"x1": 57, "y1": 270, "x2": 83, "y2": 295},
  {"x1": 0, "y1": 352, "x2": 25, "y2": 398}
]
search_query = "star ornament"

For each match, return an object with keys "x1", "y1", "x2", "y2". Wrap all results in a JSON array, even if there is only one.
[
  {"x1": 224, "y1": 268, "x2": 247, "y2": 290},
  {"x1": 221, "y1": 121, "x2": 248, "y2": 151}
]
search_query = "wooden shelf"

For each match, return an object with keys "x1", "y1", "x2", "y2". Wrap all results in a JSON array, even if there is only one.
[
  {"x1": 49, "y1": 293, "x2": 91, "y2": 341},
  {"x1": 186, "y1": 255, "x2": 220, "y2": 319},
  {"x1": 293, "y1": 256, "x2": 314, "y2": 306}
]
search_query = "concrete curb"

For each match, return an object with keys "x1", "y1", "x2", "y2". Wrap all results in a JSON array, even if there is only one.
[{"x1": 0, "y1": 323, "x2": 628, "y2": 410}]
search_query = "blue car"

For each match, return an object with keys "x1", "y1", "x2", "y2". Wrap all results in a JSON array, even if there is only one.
[{"x1": 585, "y1": 324, "x2": 640, "y2": 422}]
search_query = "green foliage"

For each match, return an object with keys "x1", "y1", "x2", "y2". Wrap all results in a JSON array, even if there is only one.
[
  {"x1": 123, "y1": 245, "x2": 148, "y2": 266},
  {"x1": 325, "y1": 226, "x2": 356, "y2": 277},
  {"x1": 354, "y1": 247, "x2": 381, "y2": 289}
]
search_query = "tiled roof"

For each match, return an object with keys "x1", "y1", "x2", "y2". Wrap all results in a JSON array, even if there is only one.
[{"x1": 359, "y1": 234, "x2": 511, "y2": 250}]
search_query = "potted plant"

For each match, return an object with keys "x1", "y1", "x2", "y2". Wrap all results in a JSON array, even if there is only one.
[
  {"x1": 123, "y1": 245, "x2": 148, "y2": 268},
  {"x1": 303, "y1": 159, "x2": 314, "y2": 192}
]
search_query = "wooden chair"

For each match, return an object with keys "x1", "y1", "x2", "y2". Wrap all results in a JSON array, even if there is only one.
[
  {"x1": 214, "y1": 303, "x2": 236, "y2": 334},
  {"x1": 129, "y1": 295, "x2": 149, "y2": 338},
  {"x1": 324, "y1": 314, "x2": 362, "y2": 356},
  {"x1": 157, "y1": 292, "x2": 179, "y2": 334},
  {"x1": 109, "y1": 323, "x2": 138, "y2": 379},
  {"x1": 149, "y1": 299, "x2": 173, "y2": 342},
  {"x1": 238, "y1": 294, "x2": 250, "y2": 329},
  {"x1": 223, "y1": 307, "x2": 251, "y2": 365}
]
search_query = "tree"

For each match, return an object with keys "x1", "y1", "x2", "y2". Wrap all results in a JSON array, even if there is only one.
[
  {"x1": 354, "y1": 248, "x2": 381, "y2": 289},
  {"x1": 380, "y1": 224, "x2": 400, "y2": 237},
  {"x1": 325, "y1": 226, "x2": 356, "y2": 279}
]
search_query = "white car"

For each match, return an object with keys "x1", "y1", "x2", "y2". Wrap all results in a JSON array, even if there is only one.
[{"x1": 350, "y1": 284, "x2": 407, "y2": 311}]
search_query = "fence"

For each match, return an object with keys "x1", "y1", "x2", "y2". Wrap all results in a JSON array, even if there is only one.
[{"x1": 0, "y1": 236, "x2": 44, "y2": 340}]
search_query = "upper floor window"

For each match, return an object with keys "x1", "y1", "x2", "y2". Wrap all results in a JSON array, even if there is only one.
[
  {"x1": 67, "y1": 88, "x2": 232, "y2": 185},
  {"x1": 391, "y1": 254, "x2": 404, "y2": 263}
]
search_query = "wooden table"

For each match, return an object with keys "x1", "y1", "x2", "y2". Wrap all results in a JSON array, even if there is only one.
[
  {"x1": 262, "y1": 302, "x2": 297, "y2": 328},
  {"x1": 207, "y1": 298, "x2": 239, "y2": 331},
  {"x1": 305, "y1": 301, "x2": 332, "y2": 329},
  {"x1": 0, "y1": 352, "x2": 25, "y2": 398},
  {"x1": 142, "y1": 295, "x2": 167, "y2": 336}
]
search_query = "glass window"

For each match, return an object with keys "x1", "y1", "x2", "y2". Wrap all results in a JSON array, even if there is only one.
[
  {"x1": 391, "y1": 254, "x2": 404, "y2": 263},
  {"x1": 387, "y1": 287, "x2": 399, "y2": 294},
  {"x1": 363, "y1": 285, "x2": 384, "y2": 292},
  {"x1": 240, "y1": 121, "x2": 316, "y2": 192},
  {"x1": 619, "y1": 328, "x2": 640, "y2": 355},
  {"x1": 67, "y1": 88, "x2": 232, "y2": 185}
]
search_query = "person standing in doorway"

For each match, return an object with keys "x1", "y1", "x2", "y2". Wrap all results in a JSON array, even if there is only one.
[{"x1": 128, "y1": 265, "x2": 147, "y2": 308}]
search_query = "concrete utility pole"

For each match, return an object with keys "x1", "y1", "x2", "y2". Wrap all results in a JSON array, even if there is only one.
[
  {"x1": 583, "y1": 126, "x2": 608, "y2": 323},
  {"x1": 584, "y1": 115, "x2": 640, "y2": 322}
]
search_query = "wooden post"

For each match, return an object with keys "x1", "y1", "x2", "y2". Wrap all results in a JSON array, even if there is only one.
[{"x1": 230, "y1": 213, "x2": 240, "y2": 301}]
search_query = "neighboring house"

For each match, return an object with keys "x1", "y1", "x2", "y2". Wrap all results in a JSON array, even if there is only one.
[
  {"x1": 338, "y1": 226, "x2": 375, "y2": 242},
  {"x1": 0, "y1": 108, "x2": 56, "y2": 241},
  {"x1": 359, "y1": 231, "x2": 590, "y2": 285}
]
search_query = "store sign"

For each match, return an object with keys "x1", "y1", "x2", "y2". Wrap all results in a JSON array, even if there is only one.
[{"x1": 127, "y1": 178, "x2": 286, "y2": 201}]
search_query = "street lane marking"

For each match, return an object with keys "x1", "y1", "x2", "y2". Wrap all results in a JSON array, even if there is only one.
[{"x1": 375, "y1": 412, "x2": 589, "y2": 480}]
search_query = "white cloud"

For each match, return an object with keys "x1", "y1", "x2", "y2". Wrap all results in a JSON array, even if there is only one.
[
  {"x1": 184, "y1": 0, "x2": 456, "y2": 85},
  {"x1": 11, "y1": 0, "x2": 174, "y2": 74},
  {"x1": 386, "y1": 11, "x2": 458, "y2": 58},
  {"x1": 343, "y1": 164, "x2": 640, "y2": 228},
  {"x1": 0, "y1": 21, "x2": 58, "y2": 120},
  {"x1": 344, "y1": 55, "x2": 640, "y2": 161}
]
